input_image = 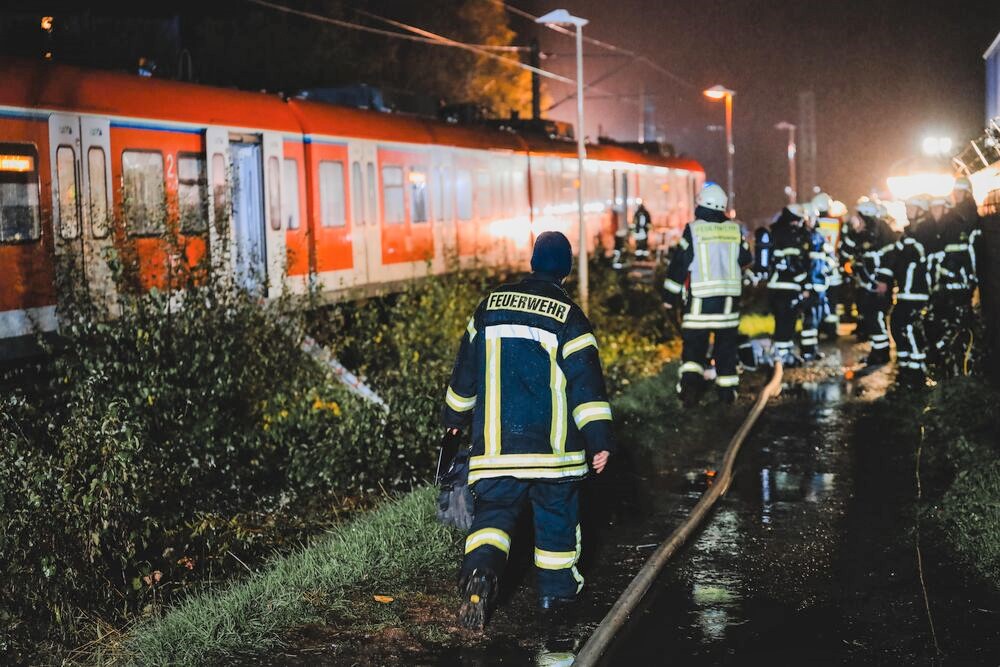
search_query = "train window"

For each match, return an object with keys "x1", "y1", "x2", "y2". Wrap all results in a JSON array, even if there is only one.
[
  {"x1": 351, "y1": 161, "x2": 363, "y2": 226},
  {"x1": 283, "y1": 158, "x2": 300, "y2": 230},
  {"x1": 211, "y1": 154, "x2": 228, "y2": 226},
  {"x1": 0, "y1": 144, "x2": 41, "y2": 243},
  {"x1": 178, "y1": 153, "x2": 208, "y2": 234},
  {"x1": 366, "y1": 162, "x2": 377, "y2": 225},
  {"x1": 319, "y1": 160, "x2": 347, "y2": 228},
  {"x1": 267, "y1": 156, "x2": 281, "y2": 231},
  {"x1": 56, "y1": 146, "x2": 79, "y2": 239},
  {"x1": 456, "y1": 169, "x2": 472, "y2": 221},
  {"x1": 409, "y1": 167, "x2": 428, "y2": 223},
  {"x1": 476, "y1": 170, "x2": 492, "y2": 219},
  {"x1": 381, "y1": 165, "x2": 405, "y2": 225},
  {"x1": 122, "y1": 150, "x2": 166, "y2": 236},
  {"x1": 87, "y1": 148, "x2": 109, "y2": 238}
]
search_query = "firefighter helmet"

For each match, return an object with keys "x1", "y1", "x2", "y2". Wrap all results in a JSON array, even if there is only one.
[
  {"x1": 829, "y1": 200, "x2": 848, "y2": 218},
  {"x1": 811, "y1": 192, "x2": 833, "y2": 215},
  {"x1": 856, "y1": 201, "x2": 879, "y2": 217},
  {"x1": 954, "y1": 177, "x2": 972, "y2": 192},
  {"x1": 905, "y1": 194, "x2": 931, "y2": 212},
  {"x1": 696, "y1": 183, "x2": 728, "y2": 212}
]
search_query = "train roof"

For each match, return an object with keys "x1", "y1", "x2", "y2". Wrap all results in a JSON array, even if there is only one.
[{"x1": 0, "y1": 57, "x2": 702, "y2": 174}]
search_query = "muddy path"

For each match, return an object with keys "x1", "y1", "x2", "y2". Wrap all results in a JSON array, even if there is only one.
[{"x1": 259, "y1": 340, "x2": 999, "y2": 665}]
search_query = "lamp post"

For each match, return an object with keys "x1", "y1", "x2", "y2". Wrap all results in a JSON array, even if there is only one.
[
  {"x1": 775, "y1": 121, "x2": 797, "y2": 203},
  {"x1": 537, "y1": 9, "x2": 590, "y2": 311},
  {"x1": 704, "y1": 84, "x2": 735, "y2": 216}
]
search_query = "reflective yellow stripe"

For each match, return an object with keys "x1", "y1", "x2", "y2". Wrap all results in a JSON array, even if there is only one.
[
  {"x1": 572, "y1": 401, "x2": 612, "y2": 429},
  {"x1": 678, "y1": 236, "x2": 689, "y2": 250},
  {"x1": 563, "y1": 333, "x2": 598, "y2": 358},
  {"x1": 663, "y1": 278, "x2": 684, "y2": 294},
  {"x1": 466, "y1": 317, "x2": 477, "y2": 341},
  {"x1": 485, "y1": 338, "x2": 501, "y2": 456},
  {"x1": 446, "y1": 386, "x2": 476, "y2": 413},
  {"x1": 470, "y1": 451, "x2": 586, "y2": 469},
  {"x1": 572, "y1": 524, "x2": 584, "y2": 592},
  {"x1": 716, "y1": 375, "x2": 739, "y2": 387},
  {"x1": 465, "y1": 528, "x2": 511, "y2": 555},
  {"x1": 679, "y1": 361, "x2": 704, "y2": 375},
  {"x1": 468, "y1": 464, "x2": 589, "y2": 483},
  {"x1": 549, "y1": 346, "x2": 567, "y2": 453},
  {"x1": 534, "y1": 547, "x2": 577, "y2": 570}
]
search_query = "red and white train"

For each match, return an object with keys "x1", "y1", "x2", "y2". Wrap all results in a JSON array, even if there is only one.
[{"x1": 0, "y1": 57, "x2": 704, "y2": 357}]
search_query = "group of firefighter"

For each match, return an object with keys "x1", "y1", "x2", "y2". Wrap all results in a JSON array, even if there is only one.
[
  {"x1": 438, "y1": 179, "x2": 981, "y2": 630},
  {"x1": 753, "y1": 180, "x2": 981, "y2": 388}
]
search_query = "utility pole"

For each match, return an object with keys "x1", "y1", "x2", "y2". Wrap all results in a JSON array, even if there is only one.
[
  {"x1": 798, "y1": 91, "x2": 817, "y2": 200},
  {"x1": 530, "y1": 39, "x2": 541, "y2": 121}
]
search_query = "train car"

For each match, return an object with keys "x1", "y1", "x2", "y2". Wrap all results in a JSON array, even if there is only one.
[{"x1": 0, "y1": 57, "x2": 704, "y2": 359}]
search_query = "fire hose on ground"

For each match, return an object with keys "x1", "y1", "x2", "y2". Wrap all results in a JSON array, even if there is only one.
[{"x1": 573, "y1": 362, "x2": 785, "y2": 666}]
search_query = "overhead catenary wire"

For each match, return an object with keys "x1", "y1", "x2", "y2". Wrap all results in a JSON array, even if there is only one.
[
  {"x1": 246, "y1": 0, "x2": 575, "y2": 86},
  {"x1": 492, "y1": 0, "x2": 699, "y2": 91}
]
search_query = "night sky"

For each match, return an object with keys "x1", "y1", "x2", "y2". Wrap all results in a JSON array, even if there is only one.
[{"x1": 525, "y1": 0, "x2": 1000, "y2": 222}]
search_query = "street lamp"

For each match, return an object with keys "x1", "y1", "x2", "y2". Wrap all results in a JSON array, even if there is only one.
[
  {"x1": 922, "y1": 136, "x2": 954, "y2": 157},
  {"x1": 704, "y1": 84, "x2": 735, "y2": 216},
  {"x1": 537, "y1": 9, "x2": 590, "y2": 311},
  {"x1": 775, "y1": 121, "x2": 797, "y2": 203}
]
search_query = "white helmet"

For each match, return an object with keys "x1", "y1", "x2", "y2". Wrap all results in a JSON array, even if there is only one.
[
  {"x1": 877, "y1": 203, "x2": 888, "y2": 219},
  {"x1": 829, "y1": 200, "x2": 848, "y2": 218},
  {"x1": 811, "y1": 192, "x2": 833, "y2": 215},
  {"x1": 787, "y1": 203, "x2": 805, "y2": 218},
  {"x1": 856, "y1": 201, "x2": 879, "y2": 217},
  {"x1": 696, "y1": 183, "x2": 728, "y2": 212}
]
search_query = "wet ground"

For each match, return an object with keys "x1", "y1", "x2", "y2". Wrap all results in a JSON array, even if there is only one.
[{"x1": 263, "y1": 339, "x2": 1000, "y2": 666}]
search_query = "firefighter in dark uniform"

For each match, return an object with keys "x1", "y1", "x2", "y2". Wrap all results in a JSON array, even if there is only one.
[
  {"x1": 442, "y1": 231, "x2": 613, "y2": 630},
  {"x1": 632, "y1": 198, "x2": 652, "y2": 260},
  {"x1": 926, "y1": 177, "x2": 980, "y2": 375},
  {"x1": 800, "y1": 213, "x2": 829, "y2": 360},
  {"x1": 876, "y1": 195, "x2": 938, "y2": 387},
  {"x1": 811, "y1": 192, "x2": 843, "y2": 339},
  {"x1": 847, "y1": 200, "x2": 897, "y2": 366},
  {"x1": 663, "y1": 183, "x2": 753, "y2": 405},
  {"x1": 766, "y1": 203, "x2": 810, "y2": 366}
]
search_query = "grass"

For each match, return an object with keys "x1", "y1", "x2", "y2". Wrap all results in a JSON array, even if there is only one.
[{"x1": 107, "y1": 486, "x2": 457, "y2": 666}]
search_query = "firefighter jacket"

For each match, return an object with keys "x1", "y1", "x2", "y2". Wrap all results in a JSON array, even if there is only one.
[
  {"x1": 933, "y1": 211, "x2": 978, "y2": 293},
  {"x1": 442, "y1": 274, "x2": 614, "y2": 484},
  {"x1": 876, "y1": 216, "x2": 939, "y2": 301},
  {"x1": 753, "y1": 225, "x2": 773, "y2": 279},
  {"x1": 805, "y1": 227, "x2": 831, "y2": 292},
  {"x1": 663, "y1": 219, "x2": 753, "y2": 329},
  {"x1": 632, "y1": 205, "x2": 651, "y2": 241},
  {"x1": 845, "y1": 216, "x2": 897, "y2": 291},
  {"x1": 766, "y1": 217, "x2": 810, "y2": 292}
]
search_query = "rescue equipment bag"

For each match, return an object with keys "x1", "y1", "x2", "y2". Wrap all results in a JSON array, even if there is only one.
[{"x1": 436, "y1": 431, "x2": 474, "y2": 531}]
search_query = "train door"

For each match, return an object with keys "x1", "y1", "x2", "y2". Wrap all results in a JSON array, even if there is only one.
[
  {"x1": 348, "y1": 140, "x2": 380, "y2": 285},
  {"x1": 228, "y1": 139, "x2": 266, "y2": 291},
  {"x1": 260, "y1": 132, "x2": 285, "y2": 298},
  {"x1": 48, "y1": 113, "x2": 117, "y2": 309}
]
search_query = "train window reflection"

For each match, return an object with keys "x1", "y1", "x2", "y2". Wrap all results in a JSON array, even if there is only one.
[
  {"x1": 122, "y1": 150, "x2": 166, "y2": 236},
  {"x1": 267, "y1": 156, "x2": 281, "y2": 231},
  {"x1": 476, "y1": 170, "x2": 492, "y2": 219},
  {"x1": 178, "y1": 153, "x2": 208, "y2": 234},
  {"x1": 0, "y1": 143, "x2": 41, "y2": 243},
  {"x1": 409, "y1": 167, "x2": 428, "y2": 223},
  {"x1": 319, "y1": 160, "x2": 347, "y2": 228},
  {"x1": 456, "y1": 169, "x2": 472, "y2": 221},
  {"x1": 283, "y1": 158, "x2": 300, "y2": 230},
  {"x1": 382, "y1": 165, "x2": 405, "y2": 225},
  {"x1": 87, "y1": 147, "x2": 109, "y2": 238},
  {"x1": 56, "y1": 146, "x2": 79, "y2": 239}
]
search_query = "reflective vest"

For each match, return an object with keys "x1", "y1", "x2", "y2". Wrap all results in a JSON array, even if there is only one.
[{"x1": 688, "y1": 220, "x2": 743, "y2": 298}]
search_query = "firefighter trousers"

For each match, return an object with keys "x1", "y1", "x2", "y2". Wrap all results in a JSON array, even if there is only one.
[
  {"x1": 800, "y1": 290, "x2": 825, "y2": 355},
  {"x1": 461, "y1": 478, "x2": 583, "y2": 600},
  {"x1": 768, "y1": 289, "x2": 800, "y2": 360},
  {"x1": 890, "y1": 300, "x2": 927, "y2": 377},
  {"x1": 679, "y1": 325, "x2": 740, "y2": 395}
]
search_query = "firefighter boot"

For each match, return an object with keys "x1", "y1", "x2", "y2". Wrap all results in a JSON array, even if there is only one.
[{"x1": 457, "y1": 569, "x2": 497, "y2": 631}]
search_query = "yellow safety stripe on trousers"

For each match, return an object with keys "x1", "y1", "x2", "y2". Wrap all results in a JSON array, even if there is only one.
[
  {"x1": 572, "y1": 401, "x2": 612, "y2": 429},
  {"x1": 446, "y1": 386, "x2": 476, "y2": 413},
  {"x1": 466, "y1": 317, "x2": 477, "y2": 341},
  {"x1": 549, "y1": 345, "x2": 568, "y2": 453},
  {"x1": 485, "y1": 338, "x2": 502, "y2": 456},
  {"x1": 572, "y1": 524, "x2": 584, "y2": 592},
  {"x1": 563, "y1": 332, "x2": 598, "y2": 358},
  {"x1": 682, "y1": 318, "x2": 740, "y2": 330},
  {"x1": 465, "y1": 528, "x2": 511, "y2": 555},
  {"x1": 716, "y1": 374, "x2": 739, "y2": 387},
  {"x1": 468, "y1": 463, "x2": 590, "y2": 483},
  {"x1": 663, "y1": 278, "x2": 684, "y2": 294},
  {"x1": 679, "y1": 361, "x2": 704, "y2": 375},
  {"x1": 534, "y1": 547, "x2": 577, "y2": 570}
]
